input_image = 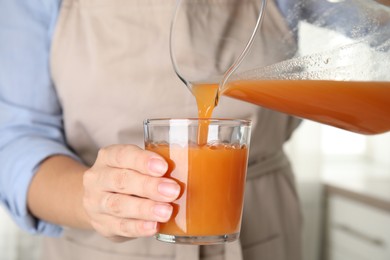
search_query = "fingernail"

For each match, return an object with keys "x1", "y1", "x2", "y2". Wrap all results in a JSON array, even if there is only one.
[
  {"x1": 158, "y1": 181, "x2": 180, "y2": 198},
  {"x1": 153, "y1": 204, "x2": 173, "y2": 220},
  {"x1": 148, "y1": 158, "x2": 168, "y2": 175},
  {"x1": 143, "y1": 221, "x2": 157, "y2": 230}
]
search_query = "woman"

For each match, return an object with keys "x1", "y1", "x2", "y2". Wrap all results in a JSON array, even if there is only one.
[{"x1": 0, "y1": 0, "x2": 302, "y2": 259}]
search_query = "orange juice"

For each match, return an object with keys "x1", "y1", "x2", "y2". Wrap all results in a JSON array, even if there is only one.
[
  {"x1": 192, "y1": 80, "x2": 390, "y2": 135},
  {"x1": 146, "y1": 142, "x2": 248, "y2": 236},
  {"x1": 191, "y1": 83, "x2": 219, "y2": 119},
  {"x1": 191, "y1": 83, "x2": 219, "y2": 144}
]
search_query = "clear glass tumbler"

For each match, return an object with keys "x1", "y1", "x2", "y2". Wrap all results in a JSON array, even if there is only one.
[{"x1": 144, "y1": 118, "x2": 252, "y2": 245}]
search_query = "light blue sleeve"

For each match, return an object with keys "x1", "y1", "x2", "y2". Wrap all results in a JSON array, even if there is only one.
[{"x1": 0, "y1": 0, "x2": 79, "y2": 236}]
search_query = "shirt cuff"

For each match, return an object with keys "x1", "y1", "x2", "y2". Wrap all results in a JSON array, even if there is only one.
[{"x1": 0, "y1": 136, "x2": 80, "y2": 237}]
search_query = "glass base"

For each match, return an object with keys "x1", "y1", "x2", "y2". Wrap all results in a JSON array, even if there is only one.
[{"x1": 155, "y1": 233, "x2": 239, "y2": 245}]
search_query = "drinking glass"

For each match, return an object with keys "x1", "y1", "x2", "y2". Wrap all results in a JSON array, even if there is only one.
[{"x1": 144, "y1": 118, "x2": 252, "y2": 244}]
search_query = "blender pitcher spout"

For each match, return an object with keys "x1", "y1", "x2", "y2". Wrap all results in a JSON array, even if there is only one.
[{"x1": 169, "y1": 0, "x2": 268, "y2": 95}]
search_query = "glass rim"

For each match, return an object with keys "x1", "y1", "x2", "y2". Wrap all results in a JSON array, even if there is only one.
[{"x1": 144, "y1": 118, "x2": 252, "y2": 126}]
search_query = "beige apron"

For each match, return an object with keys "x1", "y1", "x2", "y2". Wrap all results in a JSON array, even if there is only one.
[{"x1": 45, "y1": 0, "x2": 302, "y2": 259}]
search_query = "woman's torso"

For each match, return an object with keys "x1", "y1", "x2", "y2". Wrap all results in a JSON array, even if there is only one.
[{"x1": 45, "y1": 0, "x2": 302, "y2": 259}]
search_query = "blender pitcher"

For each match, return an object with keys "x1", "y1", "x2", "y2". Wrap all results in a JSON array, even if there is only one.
[
  {"x1": 170, "y1": 0, "x2": 390, "y2": 135},
  {"x1": 222, "y1": 0, "x2": 390, "y2": 135}
]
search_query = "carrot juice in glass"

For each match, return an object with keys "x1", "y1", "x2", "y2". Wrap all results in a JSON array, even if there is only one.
[{"x1": 144, "y1": 118, "x2": 251, "y2": 244}]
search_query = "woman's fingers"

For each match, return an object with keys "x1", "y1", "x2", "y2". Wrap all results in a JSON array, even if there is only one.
[
  {"x1": 97, "y1": 144, "x2": 168, "y2": 177},
  {"x1": 83, "y1": 144, "x2": 180, "y2": 240},
  {"x1": 87, "y1": 167, "x2": 180, "y2": 202},
  {"x1": 91, "y1": 214, "x2": 159, "y2": 239},
  {"x1": 99, "y1": 192, "x2": 173, "y2": 222}
]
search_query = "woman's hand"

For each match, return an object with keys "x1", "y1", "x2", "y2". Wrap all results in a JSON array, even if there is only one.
[{"x1": 82, "y1": 144, "x2": 180, "y2": 242}]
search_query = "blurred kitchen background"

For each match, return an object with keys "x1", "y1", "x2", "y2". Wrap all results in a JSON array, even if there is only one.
[{"x1": 1, "y1": 20, "x2": 389, "y2": 260}]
